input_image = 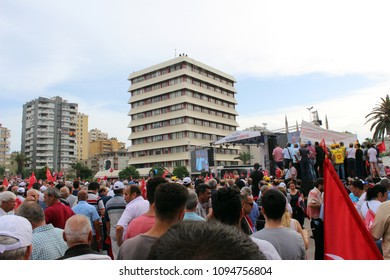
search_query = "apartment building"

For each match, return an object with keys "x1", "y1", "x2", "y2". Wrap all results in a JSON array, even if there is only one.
[
  {"x1": 21, "y1": 96, "x2": 78, "y2": 171},
  {"x1": 76, "y1": 113, "x2": 89, "y2": 161},
  {"x1": 0, "y1": 125, "x2": 11, "y2": 168},
  {"x1": 127, "y1": 55, "x2": 240, "y2": 172}
]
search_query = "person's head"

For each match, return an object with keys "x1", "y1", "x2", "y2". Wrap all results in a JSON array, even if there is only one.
[
  {"x1": 380, "y1": 178, "x2": 390, "y2": 191},
  {"x1": 261, "y1": 189, "x2": 286, "y2": 221},
  {"x1": 60, "y1": 186, "x2": 70, "y2": 198},
  {"x1": 182, "y1": 177, "x2": 192, "y2": 188},
  {"x1": 146, "y1": 177, "x2": 168, "y2": 205},
  {"x1": 350, "y1": 180, "x2": 365, "y2": 197},
  {"x1": 349, "y1": 143, "x2": 354, "y2": 148},
  {"x1": 55, "y1": 183, "x2": 64, "y2": 191},
  {"x1": 154, "y1": 182, "x2": 189, "y2": 223},
  {"x1": 98, "y1": 186, "x2": 108, "y2": 197},
  {"x1": 366, "y1": 184, "x2": 388, "y2": 202},
  {"x1": 212, "y1": 187, "x2": 242, "y2": 226},
  {"x1": 113, "y1": 181, "x2": 125, "y2": 195},
  {"x1": 88, "y1": 182, "x2": 99, "y2": 193},
  {"x1": 26, "y1": 189, "x2": 40, "y2": 202},
  {"x1": 260, "y1": 185, "x2": 270, "y2": 196},
  {"x1": 147, "y1": 220, "x2": 266, "y2": 260},
  {"x1": 208, "y1": 179, "x2": 217, "y2": 190},
  {"x1": 63, "y1": 215, "x2": 92, "y2": 247},
  {"x1": 0, "y1": 215, "x2": 32, "y2": 260},
  {"x1": 240, "y1": 186, "x2": 254, "y2": 213},
  {"x1": 288, "y1": 180, "x2": 297, "y2": 190},
  {"x1": 124, "y1": 184, "x2": 142, "y2": 204},
  {"x1": 77, "y1": 190, "x2": 88, "y2": 201},
  {"x1": 32, "y1": 182, "x2": 41, "y2": 191},
  {"x1": 314, "y1": 178, "x2": 324, "y2": 192},
  {"x1": 17, "y1": 201, "x2": 45, "y2": 228},
  {"x1": 185, "y1": 191, "x2": 199, "y2": 211},
  {"x1": 254, "y1": 163, "x2": 260, "y2": 171},
  {"x1": 73, "y1": 180, "x2": 80, "y2": 190},
  {"x1": 236, "y1": 179, "x2": 246, "y2": 190},
  {"x1": 0, "y1": 191, "x2": 16, "y2": 213},
  {"x1": 195, "y1": 183, "x2": 211, "y2": 203},
  {"x1": 44, "y1": 187, "x2": 61, "y2": 207}
]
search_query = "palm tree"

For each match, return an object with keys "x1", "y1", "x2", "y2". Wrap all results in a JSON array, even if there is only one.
[
  {"x1": 10, "y1": 152, "x2": 30, "y2": 177},
  {"x1": 365, "y1": 94, "x2": 390, "y2": 141},
  {"x1": 234, "y1": 152, "x2": 254, "y2": 165}
]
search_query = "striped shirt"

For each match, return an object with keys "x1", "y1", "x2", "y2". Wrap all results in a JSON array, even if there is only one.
[{"x1": 105, "y1": 195, "x2": 126, "y2": 237}]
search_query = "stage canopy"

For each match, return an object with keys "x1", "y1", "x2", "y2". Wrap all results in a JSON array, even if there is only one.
[{"x1": 214, "y1": 130, "x2": 264, "y2": 145}]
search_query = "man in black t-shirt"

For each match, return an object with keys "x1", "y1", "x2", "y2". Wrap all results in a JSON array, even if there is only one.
[{"x1": 250, "y1": 163, "x2": 263, "y2": 199}]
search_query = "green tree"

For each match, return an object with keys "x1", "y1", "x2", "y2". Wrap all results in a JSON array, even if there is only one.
[
  {"x1": 70, "y1": 161, "x2": 93, "y2": 180},
  {"x1": 36, "y1": 167, "x2": 48, "y2": 181},
  {"x1": 0, "y1": 166, "x2": 5, "y2": 177},
  {"x1": 172, "y1": 165, "x2": 189, "y2": 179},
  {"x1": 150, "y1": 166, "x2": 165, "y2": 177},
  {"x1": 234, "y1": 152, "x2": 254, "y2": 165},
  {"x1": 10, "y1": 152, "x2": 30, "y2": 177},
  {"x1": 365, "y1": 94, "x2": 390, "y2": 140},
  {"x1": 119, "y1": 165, "x2": 140, "y2": 180}
]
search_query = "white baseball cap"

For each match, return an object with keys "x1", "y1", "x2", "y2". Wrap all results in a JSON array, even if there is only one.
[
  {"x1": 113, "y1": 181, "x2": 125, "y2": 190},
  {"x1": 0, "y1": 215, "x2": 32, "y2": 253},
  {"x1": 183, "y1": 177, "x2": 192, "y2": 185}
]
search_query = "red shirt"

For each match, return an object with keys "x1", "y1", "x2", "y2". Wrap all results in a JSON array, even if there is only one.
[{"x1": 44, "y1": 201, "x2": 75, "y2": 229}]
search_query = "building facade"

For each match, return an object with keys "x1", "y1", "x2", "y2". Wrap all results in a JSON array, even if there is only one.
[
  {"x1": 89, "y1": 138, "x2": 125, "y2": 158},
  {"x1": 76, "y1": 113, "x2": 89, "y2": 161},
  {"x1": 0, "y1": 125, "x2": 11, "y2": 169},
  {"x1": 127, "y1": 56, "x2": 240, "y2": 173},
  {"x1": 22, "y1": 96, "x2": 78, "y2": 171},
  {"x1": 89, "y1": 128, "x2": 108, "y2": 142}
]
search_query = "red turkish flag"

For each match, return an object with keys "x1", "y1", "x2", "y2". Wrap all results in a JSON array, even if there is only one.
[
  {"x1": 323, "y1": 158, "x2": 383, "y2": 260},
  {"x1": 320, "y1": 138, "x2": 328, "y2": 156},
  {"x1": 2, "y1": 178, "x2": 9, "y2": 187},
  {"x1": 110, "y1": 167, "x2": 113, "y2": 173},
  {"x1": 377, "y1": 141, "x2": 386, "y2": 153},
  {"x1": 46, "y1": 167, "x2": 54, "y2": 182},
  {"x1": 162, "y1": 170, "x2": 169, "y2": 178},
  {"x1": 140, "y1": 178, "x2": 146, "y2": 199},
  {"x1": 28, "y1": 172, "x2": 37, "y2": 189}
]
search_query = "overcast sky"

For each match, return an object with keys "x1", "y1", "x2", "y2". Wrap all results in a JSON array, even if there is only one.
[{"x1": 1, "y1": 0, "x2": 390, "y2": 151}]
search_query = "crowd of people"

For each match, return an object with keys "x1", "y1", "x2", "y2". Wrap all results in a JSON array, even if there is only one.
[{"x1": 0, "y1": 140, "x2": 390, "y2": 260}]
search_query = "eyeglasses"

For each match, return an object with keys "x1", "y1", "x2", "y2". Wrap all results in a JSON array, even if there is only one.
[{"x1": 246, "y1": 202, "x2": 254, "y2": 206}]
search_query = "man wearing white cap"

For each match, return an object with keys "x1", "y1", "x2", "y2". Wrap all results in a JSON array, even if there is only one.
[
  {"x1": 0, "y1": 215, "x2": 33, "y2": 260},
  {"x1": 0, "y1": 191, "x2": 16, "y2": 217},
  {"x1": 104, "y1": 180, "x2": 126, "y2": 259}
]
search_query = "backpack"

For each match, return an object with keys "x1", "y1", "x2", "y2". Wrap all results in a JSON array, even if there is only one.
[{"x1": 364, "y1": 202, "x2": 376, "y2": 231}]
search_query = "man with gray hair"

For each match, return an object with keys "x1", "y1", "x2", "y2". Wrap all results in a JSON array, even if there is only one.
[
  {"x1": 183, "y1": 192, "x2": 205, "y2": 221},
  {"x1": 44, "y1": 187, "x2": 74, "y2": 229},
  {"x1": 0, "y1": 191, "x2": 16, "y2": 217},
  {"x1": 17, "y1": 201, "x2": 68, "y2": 260},
  {"x1": 241, "y1": 186, "x2": 260, "y2": 233},
  {"x1": 380, "y1": 177, "x2": 390, "y2": 201},
  {"x1": 58, "y1": 214, "x2": 111, "y2": 260},
  {"x1": 240, "y1": 187, "x2": 256, "y2": 235},
  {"x1": 0, "y1": 215, "x2": 33, "y2": 260}
]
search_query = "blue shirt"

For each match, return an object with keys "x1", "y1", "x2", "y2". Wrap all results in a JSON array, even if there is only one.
[
  {"x1": 72, "y1": 201, "x2": 100, "y2": 235},
  {"x1": 31, "y1": 224, "x2": 68, "y2": 260},
  {"x1": 183, "y1": 212, "x2": 206, "y2": 221}
]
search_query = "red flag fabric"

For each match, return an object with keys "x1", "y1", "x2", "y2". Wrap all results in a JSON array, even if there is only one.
[
  {"x1": 140, "y1": 178, "x2": 146, "y2": 199},
  {"x1": 110, "y1": 167, "x2": 113, "y2": 173},
  {"x1": 28, "y1": 172, "x2": 37, "y2": 189},
  {"x1": 377, "y1": 141, "x2": 386, "y2": 153},
  {"x1": 162, "y1": 170, "x2": 169, "y2": 178},
  {"x1": 58, "y1": 170, "x2": 63, "y2": 178},
  {"x1": 323, "y1": 158, "x2": 383, "y2": 260},
  {"x1": 205, "y1": 174, "x2": 209, "y2": 182},
  {"x1": 320, "y1": 138, "x2": 328, "y2": 156},
  {"x1": 46, "y1": 167, "x2": 54, "y2": 182},
  {"x1": 209, "y1": 172, "x2": 213, "y2": 179},
  {"x1": 3, "y1": 178, "x2": 9, "y2": 187}
]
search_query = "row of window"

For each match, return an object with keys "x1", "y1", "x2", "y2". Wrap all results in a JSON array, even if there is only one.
[
  {"x1": 131, "y1": 102, "x2": 236, "y2": 123},
  {"x1": 132, "y1": 89, "x2": 235, "y2": 110},
  {"x1": 131, "y1": 62, "x2": 234, "y2": 87},
  {"x1": 131, "y1": 75, "x2": 235, "y2": 99}
]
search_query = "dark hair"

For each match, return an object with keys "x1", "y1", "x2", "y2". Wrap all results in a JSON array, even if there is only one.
[
  {"x1": 147, "y1": 220, "x2": 266, "y2": 260},
  {"x1": 129, "y1": 184, "x2": 141, "y2": 196},
  {"x1": 211, "y1": 188, "x2": 242, "y2": 226},
  {"x1": 261, "y1": 189, "x2": 286, "y2": 220},
  {"x1": 194, "y1": 179, "x2": 205, "y2": 188},
  {"x1": 146, "y1": 177, "x2": 168, "y2": 204},
  {"x1": 254, "y1": 163, "x2": 260, "y2": 170},
  {"x1": 88, "y1": 182, "x2": 100, "y2": 191},
  {"x1": 154, "y1": 183, "x2": 189, "y2": 221},
  {"x1": 366, "y1": 184, "x2": 387, "y2": 201},
  {"x1": 195, "y1": 183, "x2": 210, "y2": 196},
  {"x1": 32, "y1": 182, "x2": 41, "y2": 190},
  {"x1": 17, "y1": 201, "x2": 45, "y2": 224},
  {"x1": 352, "y1": 180, "x2": 364, "y2": 190},
  {"x1": 73, "y1": 180, "x2": 80, "y2": 189},
  {"x1": 314, "y1": 178, "x2": 324, "y2": 188},
  {"x1": 55, "y1": 183, "x2": 64, "y2": 191}
]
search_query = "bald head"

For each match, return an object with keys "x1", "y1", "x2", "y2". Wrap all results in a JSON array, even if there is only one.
[
  {"x1": 63, "y1": 215, "x2": 92, "y2": 246},
  {"x1": 77, "y1": 190, "x2": 88, "y2": 201}
]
